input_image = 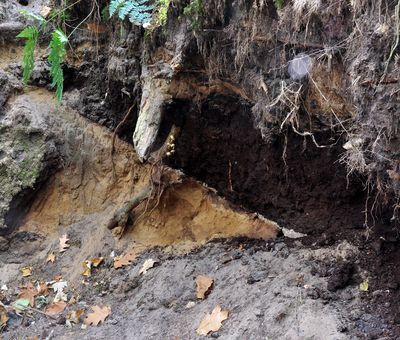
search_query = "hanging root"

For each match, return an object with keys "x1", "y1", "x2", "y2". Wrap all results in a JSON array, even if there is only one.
[{"x1": 107, "y1": 123, "x2": 182, "y2": 238}]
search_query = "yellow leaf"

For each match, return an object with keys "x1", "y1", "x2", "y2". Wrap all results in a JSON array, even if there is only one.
[
  {"x1": 359, "y1": 280, "x2": 369, "y2": 292},
  {"x1": 21, "y1": 266, "x2": 32, "y2": 277},
  {"x1": 82, "y1": 260, "x2": 91, "y2": 277},
  {"x1": 84, "y1": 305, "x2": 111, "y2": 326},
  {"x1": 195, "y1": 275, "x2": 214, "y2": 300},
  {"x1": 91, "y1": 257, "x2": 104, "y2": 268},
  {"x1": 196, "y1": 305, "x2": 229, "y2": 336},
  {"x1": 59, "y1": 234, "x2": 70, "y2": 253},
  {"x1": 47, "y1": 253, "x2": 56, "y2": 263}
]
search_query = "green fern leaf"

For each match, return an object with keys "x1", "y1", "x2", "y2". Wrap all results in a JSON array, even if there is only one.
[
  {"x1": 48, "y1": 29, "x2": 68, "y2": 103},
  {"x1": 109, "y1": 0, "x2": 126, "y2": 17},
  {"x1": 109, "y1": 0, "x2": 155, "y2": 25},
  {"x1": 17, "y1": 26, "x2": 38, "y2": 84}
]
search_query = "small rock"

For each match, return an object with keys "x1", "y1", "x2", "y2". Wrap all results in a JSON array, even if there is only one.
[{"x1": 56, "y1": 316, "x2": 66, "y2": 325}]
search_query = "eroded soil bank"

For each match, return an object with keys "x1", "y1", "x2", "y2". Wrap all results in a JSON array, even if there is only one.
[{"x1": 1, "y1": 0, "x2": 400, "y2": 339}]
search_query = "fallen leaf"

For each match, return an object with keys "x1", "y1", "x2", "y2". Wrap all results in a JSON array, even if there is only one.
[
  {"x1": 139, "y1": 259, "x2": 156, "y2": 275},
  {"x1": 18, "y1": 282, "x2": 38, "y2": 307},
  {"x1": 45, "y1": 301, "x2": 67, "y2": 316},
  {"x1": 82, "y1": 260, "x2": 91, "y2": 277},
  {"x1": 359, "y1": 279, "x2": 369, "y2": 292},
  {"x1": 91, "y1": 257, "x2": 104, "y2": 268},
  {"x1": 113, "y1": 250, "x2": 138, "y2": 269},
  {"x1": 37, "y1": 282, "x2": 49, "y2": 296},
  {"x1": 47, "y1": 253, "x2": 56, "y2": 263},
  {"x1": 83, "y1": 305, "x2": 111, "y2": 326},
  {"x1": 59, "y1": 234, "x2": 70, "y2": 253},
  {"x1": 13, "y1": 298, "x2": 30, "y2": 312},
  {"x1": 68, "y1": 296, "x2": 77, "y2": 305},
  {"x1": 21, "y1": 266, "x2": 32, "y2": 277},
  {"x1": 52, "y1": 281, "x2": 68, "y2": 302},
  {"x1": 67, "y1": 309, "x2": 84, "y2": 324},
  {"x1": 0, "y1": 304, "x2": 9, "y2": 330},
  {"x1": 40, "y1": 6, "x2": 52, "y2": 18},
  {"x1": 196, "y1": 305, "x2": 229, "y2": 336},
  {"x1": 195, "y1": 275, "x2": 214, "y2": 300}
]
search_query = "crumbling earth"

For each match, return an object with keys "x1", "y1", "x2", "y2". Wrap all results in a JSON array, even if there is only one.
[{"x1": 1, "y1": 0, "x2": 400, "y2": 339}]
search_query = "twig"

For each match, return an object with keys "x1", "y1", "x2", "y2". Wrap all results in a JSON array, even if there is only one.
[{"x1": 25, "y1": 306, "x2": 58, "y2": 320}]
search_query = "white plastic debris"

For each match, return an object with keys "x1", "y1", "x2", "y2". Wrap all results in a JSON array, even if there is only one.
[
  {"x1": 282, "y1": 227, "x2": 307, "y2": 239},
  {"x1": 288, "y1": 53, "x2": 312, "y2": 80}
]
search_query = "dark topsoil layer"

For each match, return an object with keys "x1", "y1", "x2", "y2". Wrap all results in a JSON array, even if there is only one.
[{"x1": 164, "y1": 93, "x2": 400, "y2": 334}]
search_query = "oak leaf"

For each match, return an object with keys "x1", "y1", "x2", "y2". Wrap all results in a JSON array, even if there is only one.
[
  {"x1": 196, "y1": 305, "x2": 229, "y2": 336},
  {"x1": 113, "y1": 250, "x2": 137, "y2": 269},
  {"x1": 84, "y1": 305, "x2": 111, "y2": 326},
  {"x1": 45, "y1": 301, "x2": 67, "y2": 316},
  {"x1": 195, "y1": 275, "x2": 214, "y2": 299},
  {"x1": 47, "y1": 253, "x2": 56, "y2": 263},
  {"x1": 59, "y1": 234, "x2": 70, "y2": 253}
]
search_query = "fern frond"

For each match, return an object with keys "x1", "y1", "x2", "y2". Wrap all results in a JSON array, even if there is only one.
[
  {"x1": 109, "y1": 0, "x2": 125, "y2": 17},
  {"x1": 48, "y1": 29, "x2": 68, "y2": 103},
  {"x1": 109, "y1": 0, "x2": 155, "y2": 25},
  {"x1": 17, "y1": 26, "x2": 39, "y2": 84}
]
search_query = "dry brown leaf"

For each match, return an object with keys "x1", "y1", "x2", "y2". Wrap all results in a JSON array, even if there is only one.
[
  {"x1": 113, "y1": 250, "x2": 137, "y2": 269},
  {"x1": 195, "y1": 275, "x2": 214, "y2": 300},
  {"x1": 68, "y1": 296, "x2": 77, "y2": 305},
  {"x1": 40, "y1": 6, "x2": 51, "y2": 18},
  {"x1": 21, "y1": 266, "x2": 32, "y2": 277},
  {"x1": 196, "y1": 305, "x2": 229, "y2": 336},
  {"x1": 45, "y1": 301, "x2": 67, "y2": 316},
  {"x1": 47, "y1": 253, "x2": 56, "y2": 263},
  {"x1": 86, "y1": 23, "x2": 107, "y2": 33},
  {"x1": 37, "y1": 282, "x2": 49, "y2": 296},
  {"x1": 84, "y1": 305, "x2": 111, "y2": 326},
  {"x1": 0, "y1": 304, "x2": 9, "y2": 330},
  {"x1": 59, "y1": 234, "x2": 70, "y2": 253},
  {"x1": 18, "y1": 282, "x2": 38, "y2": 307},
  {"x1": 139, "y1": 259, "x2": 156, "y2": 275}
]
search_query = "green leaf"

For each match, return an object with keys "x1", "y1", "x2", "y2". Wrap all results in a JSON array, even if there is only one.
[
  {"x1": 109, "y1": 0, "x2": 155, "y2": 25},
  {"x1": 17, "y1": 26, "x2": 38, "y2": 84},
  {"x1": 13, "y1": 298, "x2": 30, "y2": 311},
  {"x1": 48, "y1": 29, "x2": 68, "y2": 103},
  {"x1": 359, "y1": 279, "x2": 369, "y2": 292}
]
